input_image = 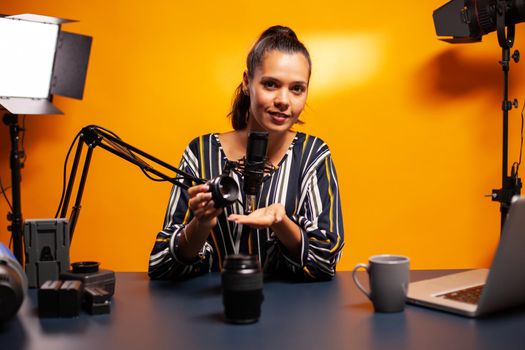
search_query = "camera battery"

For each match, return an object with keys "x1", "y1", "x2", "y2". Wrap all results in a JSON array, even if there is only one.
[
  {"x1": 85, "y1": 301, "x2": 111, "y2": 315},
  {"x1": 38, "y1": 280, "x2": 62, "y2": 318},
  {"x1": 59, "y1": 280, "x2": 83, "y2": 317},
  {"x1": 84, "y1": 287, "x2": 111, "y2": 315},
  {"x1": 84, "y1": 286, "x2": 110, "y2": 303}
]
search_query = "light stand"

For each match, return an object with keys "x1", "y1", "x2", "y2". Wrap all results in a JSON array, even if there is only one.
[
  {"x1": 2, "y1": 113, "x2": 24, "y2": 263},
  {"x1": 489, "y1": 3, "x2": 522, "y2": 230},
  {"x1": 433, "y1": 0, "x2": 525, "y2": 232},
  {"x1": 0, "y1": 14, "x2": 93, "y2": 264}
]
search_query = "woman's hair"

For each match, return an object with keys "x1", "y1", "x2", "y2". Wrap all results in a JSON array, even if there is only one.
[{"x1": 229, "y1": 25, "x2": 312, "y2": 130}]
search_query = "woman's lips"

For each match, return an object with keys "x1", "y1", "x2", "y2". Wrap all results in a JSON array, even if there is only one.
[{"x1": 268, "y1": 111, "x2": 289, "y2": 122}]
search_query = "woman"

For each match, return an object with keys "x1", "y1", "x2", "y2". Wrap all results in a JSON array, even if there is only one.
[{"x1": 148, "y1": 25, "x2": 344, "y2": 281}]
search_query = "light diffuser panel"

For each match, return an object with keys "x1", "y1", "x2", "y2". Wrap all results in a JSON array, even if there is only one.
[{"x1": 0, "y1": 17, "x2": 59, "y2": 98}]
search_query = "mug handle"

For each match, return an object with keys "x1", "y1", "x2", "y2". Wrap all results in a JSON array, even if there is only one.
[{"x1": 352, "y1": 263, "x2": 371, "y2": 300}]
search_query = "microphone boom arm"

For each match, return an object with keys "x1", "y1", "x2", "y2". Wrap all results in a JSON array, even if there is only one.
[{"x1": 59, "y1": 125, "x2": 206, "y2": 241}]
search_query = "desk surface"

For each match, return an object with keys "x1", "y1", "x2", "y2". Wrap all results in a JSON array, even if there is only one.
[{"x1": 2, "y1": 270, "x2": 525, "y2": 350}]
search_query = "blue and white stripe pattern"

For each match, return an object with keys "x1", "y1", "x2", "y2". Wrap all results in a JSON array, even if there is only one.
[{"x1": 148, "y1": 132, "x2": 344, "y2": 281}]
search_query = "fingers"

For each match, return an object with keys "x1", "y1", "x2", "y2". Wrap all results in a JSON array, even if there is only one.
[
  {"x1": 188, "y1": 184, "x2": 209, "y2": 197},
  {"x1": 193, "y1": 200, "x2": 217, "y2": 216},
  {"x1": 188, "y1": 186, "x2": 212, "y2": 212},
  {"x1": 227, "y1": 214, "x2": 257, "y2": 227},
  {"x1": 228, "y1": 214, "x2": 242, "y2": 222},
  {"x1": 200, "y1": 205, "x2": 222, "y2": 221},
  {"x1": 188, "y1": 184, "x2": 221, "y2": 218},
  {"x1": 227, "y1": 213, "x2": 274, "y2": 228}
]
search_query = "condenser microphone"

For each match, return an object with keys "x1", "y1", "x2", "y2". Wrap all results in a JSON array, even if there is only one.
[{"x1": 243, "y1": 131, "x2": 268, "y2": 214}]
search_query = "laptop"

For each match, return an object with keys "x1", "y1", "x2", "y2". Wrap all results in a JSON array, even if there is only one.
[{"x1": 407, "y1": 196, "x2": 525, "y2": 317}]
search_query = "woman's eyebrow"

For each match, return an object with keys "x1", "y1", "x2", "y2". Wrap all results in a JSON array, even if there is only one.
[
  {"x1": 260, "y1": 76, "x2": 307, "y2": 85},
  {"x1": 260, "y1": 76, "x2": 279, "y2": 81}
]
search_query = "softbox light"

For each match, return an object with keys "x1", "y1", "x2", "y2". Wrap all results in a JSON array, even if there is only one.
[{"x1": 0, "y1": 14, "x2": 92, "y2": 114}]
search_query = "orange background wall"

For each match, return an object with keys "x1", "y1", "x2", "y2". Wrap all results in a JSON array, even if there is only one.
[{"x1": 1, "y1": 1, "x2": 524, "y2": 272}]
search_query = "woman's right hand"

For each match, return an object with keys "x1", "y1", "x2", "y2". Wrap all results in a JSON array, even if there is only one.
[{"x1": 188, "y1": 184, "x2": 222, "y2": 229}]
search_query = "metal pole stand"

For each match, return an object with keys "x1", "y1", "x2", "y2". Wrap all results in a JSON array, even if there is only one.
[
  {"x1": 2, "y1": 113, "x2": 24, "y2": 263},
  {"x1": 489, "y1": 2, "x2": 522, "y2": 231}
]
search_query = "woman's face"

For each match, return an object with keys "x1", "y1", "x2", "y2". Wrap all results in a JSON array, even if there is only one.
[{"x1": 244, "y1": 50, "x2": 310, "y2": 134}]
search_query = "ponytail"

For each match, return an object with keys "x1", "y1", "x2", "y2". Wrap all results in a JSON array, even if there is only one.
[{"x1": 229, "y1": 83, "x2": 251, "y2": 130}]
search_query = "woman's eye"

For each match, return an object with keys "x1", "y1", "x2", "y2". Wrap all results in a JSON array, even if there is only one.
[
  {"x1": 263, "y1": 81, "x2": 276, "y2": 89},
  {"x1": 292, "y1": 85, "x2": 305, "y2": 94}
]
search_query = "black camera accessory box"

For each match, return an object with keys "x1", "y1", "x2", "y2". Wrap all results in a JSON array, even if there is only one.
[
  {"x1": 60, "y1": 262, "x2": 116, "y2": 297},
  {"x1": 84, "y1": 287, "x2": 111, "y2": 315}
]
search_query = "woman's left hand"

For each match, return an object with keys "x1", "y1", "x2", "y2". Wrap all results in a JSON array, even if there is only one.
[{"x1": 228, "y1": 203, "x2": 286, "y2": 229}]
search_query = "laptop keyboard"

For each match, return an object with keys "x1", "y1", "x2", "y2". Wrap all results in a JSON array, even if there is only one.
[{"x1": 440, "y1": 285, "x2": 484, "y2": 305}]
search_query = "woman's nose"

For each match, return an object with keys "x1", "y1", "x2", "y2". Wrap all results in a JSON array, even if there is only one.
[{"x1": 274, "y1": 90, "x2": 289, "y2": 111}]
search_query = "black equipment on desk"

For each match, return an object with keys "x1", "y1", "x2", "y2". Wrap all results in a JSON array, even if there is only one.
[
  {"x1": 38, "y1": 280, "x2": 83, "y2": 318},
  {"x1": 221, "y1": 254, "x2": 264, "y2": 324},
  {"x1": 83, "y1": 286, "x2": 111, "y2": 315},
  {"x1": 53, "y1": 261, "x2": 115, "y2": 316},
  {"x1": 60, "y1": 261, "x2": 116, "y2": 297},
  {"x1": 38, "y1": 261, "x2": 114, "y2": 318},
  {"x1": 0, "y1": 242, "x2": 27, "y2": 322}
]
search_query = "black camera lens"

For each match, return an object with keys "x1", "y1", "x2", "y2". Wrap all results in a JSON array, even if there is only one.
[
  {"x1": 206, "y1": 175, "x2": 239, "y2": 208},
  {"x1": 221, "y1": 254, "x2": 263, "y2": 324},
  {"x1": 0, "y1": 243, "x2": 27, "y2": 322}
]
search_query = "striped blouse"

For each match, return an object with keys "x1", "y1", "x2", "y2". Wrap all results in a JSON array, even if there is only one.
[{"x1": 148, "y1": 132, "x2": 344, "y2": 281}]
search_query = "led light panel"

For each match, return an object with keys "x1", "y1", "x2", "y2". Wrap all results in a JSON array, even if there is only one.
[{"x1": 0, "y1": 17, "x2": 59, "y2": 98}]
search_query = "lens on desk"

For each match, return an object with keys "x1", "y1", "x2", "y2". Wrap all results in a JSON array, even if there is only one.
[{"x1": 221, "y1": 254, "x2": 263, "y2": 324}]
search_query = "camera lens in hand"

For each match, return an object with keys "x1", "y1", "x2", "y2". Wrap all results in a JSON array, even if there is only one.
[
  {"x1": 221, "y1": 254, "x2": 263, "y2": 324},
  {"x1": 206, "y1": 175, "x2": 239, "y2": 207},
  {"x1": 0, "y1": 243, "x2": 27, "y2": 322}
]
